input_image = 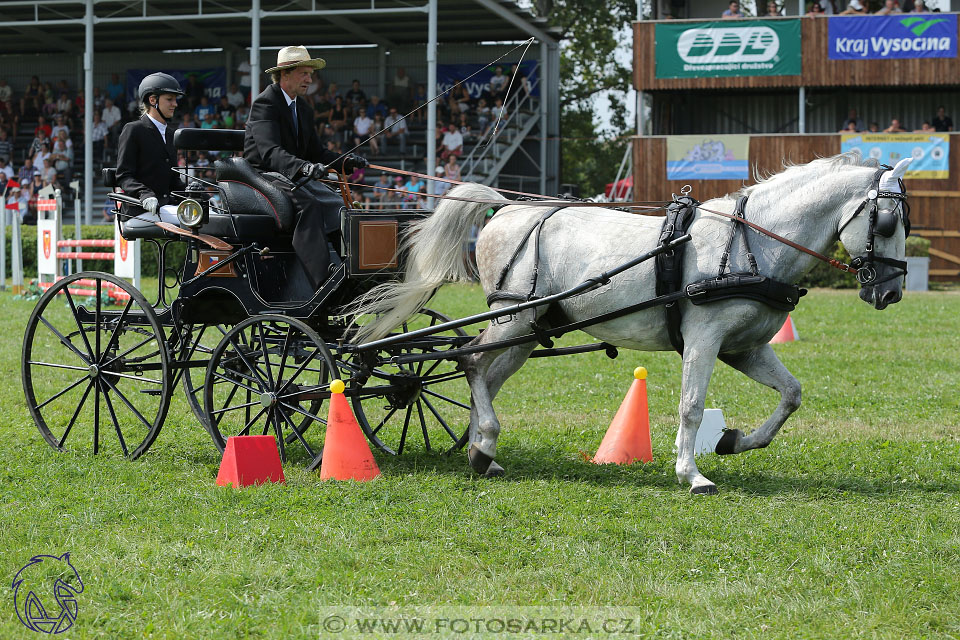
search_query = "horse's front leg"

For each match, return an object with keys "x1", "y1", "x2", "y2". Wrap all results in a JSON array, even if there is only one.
[
  {"x1": 716, "y1": 344, "x2": 801, "y2": 454},
  {"x1": 676, "y1": 338, "x2": 723, "y2": 495}
]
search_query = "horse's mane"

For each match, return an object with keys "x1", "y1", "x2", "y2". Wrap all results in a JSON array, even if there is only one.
[{"x1": 726, "y1": 149, "x2": 880, "y2": 201}]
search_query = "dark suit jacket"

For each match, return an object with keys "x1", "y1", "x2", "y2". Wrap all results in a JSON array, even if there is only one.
[
  {"x1": 116, "y1": 114, "x2": 181, "y2": 203},
  {"x1": 244, "y1": 83, "x2": 341, "y2": 179}
]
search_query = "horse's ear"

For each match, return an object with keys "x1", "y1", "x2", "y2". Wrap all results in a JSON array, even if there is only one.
[
  {"x1": 880, "y1": 157, "x2": 912, "y2": 192},
  {"x1": 891, "y1": 157, "x2": 912, "y2": 179}
]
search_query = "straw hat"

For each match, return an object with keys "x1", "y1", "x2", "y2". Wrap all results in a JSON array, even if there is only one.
[{"x1": 265, "y1": 46, "x2": 326, "y2": 74}]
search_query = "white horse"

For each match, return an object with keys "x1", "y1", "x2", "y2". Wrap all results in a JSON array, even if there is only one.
[{"x1": 349, "y1": 152, "x2": 911, "y2": 493}]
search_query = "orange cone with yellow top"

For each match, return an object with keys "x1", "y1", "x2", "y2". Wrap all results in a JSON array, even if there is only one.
[
  {"x1": 592, "y1": 367, "x2": 653, "y2": 465},
  {"x1": 318, "y1": 379, "x2": 381, "y2": 481}
]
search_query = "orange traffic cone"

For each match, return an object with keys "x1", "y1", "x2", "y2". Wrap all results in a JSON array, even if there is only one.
[
  {"x1": 769, "y1": 315, "x2": 799, "y2": 344},
  {"x1": 593, "y1": 367, "x2": 653, "y2": 465},
  {"x1": 319, "y1": 379, "x2": 381, "y2": 481},
  {"x1": 216, "y1": 435, "x2": 285, "y2": 488}
]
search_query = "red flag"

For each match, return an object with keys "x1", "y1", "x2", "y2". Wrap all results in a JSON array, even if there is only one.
[{"x1": 5, "y1": 178, "x2": 19, "y2": 189}]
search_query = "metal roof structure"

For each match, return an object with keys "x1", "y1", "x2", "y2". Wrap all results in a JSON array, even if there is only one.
[
  {"x1": 0, "y1": 0, "x2": 560, "y2": 54},
  {"x1": 0, "y1": 0, "x2": 561, "y2": 221}
]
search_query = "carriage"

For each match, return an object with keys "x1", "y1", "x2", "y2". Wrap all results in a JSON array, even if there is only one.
[{"x1": 21, "y1": 128, "x2": 478, "y2": 468}]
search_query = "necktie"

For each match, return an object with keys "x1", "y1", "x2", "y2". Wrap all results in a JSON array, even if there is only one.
[{"x1": 290, "y1": 101, "x2": 299, "y2": 136}]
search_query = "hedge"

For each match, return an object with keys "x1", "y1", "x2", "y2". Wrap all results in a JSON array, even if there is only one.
[{"x1": 3, "y1": 224, "x2": 186, "y2": 279}]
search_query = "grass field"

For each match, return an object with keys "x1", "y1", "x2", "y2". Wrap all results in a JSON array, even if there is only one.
[{"x1": 1, "y1": 283, "x2": 959, "y2": 639}]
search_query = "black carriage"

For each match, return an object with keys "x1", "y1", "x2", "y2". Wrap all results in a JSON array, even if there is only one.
[{"x1": 21, "y1": 128, "x2": 473, "y2": 468}]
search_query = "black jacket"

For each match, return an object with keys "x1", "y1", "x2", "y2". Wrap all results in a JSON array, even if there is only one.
[
  {"x1": 244, "y1": 83, "x2": 340, "y2": 180},
  {"x1": 116, "y1": 114, "x2": 181, "y2": 203}
]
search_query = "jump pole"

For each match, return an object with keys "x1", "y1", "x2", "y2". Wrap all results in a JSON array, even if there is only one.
[{"x1": 1, "y1": 192, "x2": 6, "y2": 291}]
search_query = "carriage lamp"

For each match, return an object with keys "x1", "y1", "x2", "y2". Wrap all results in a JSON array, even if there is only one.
[{"x1": 177, "y1": 198, "x2": 206, "y2": 228}]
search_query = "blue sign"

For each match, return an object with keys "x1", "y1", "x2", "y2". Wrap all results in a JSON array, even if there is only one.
[
  {"x1": 436, "y1": 61, "x2": 539, "y2": 100},
  {"x1": 126, "y1": 67, "x2": 228, "y2": 104},
  {"x1": 12, "y1": 553, "x2": 84, "y2": 634},
  {"x1": 841, "y1": 133, "x2": 950, "y2": 179},
  {"x1": 828, "y1": 15, "x2": 957, "y2": 60}
]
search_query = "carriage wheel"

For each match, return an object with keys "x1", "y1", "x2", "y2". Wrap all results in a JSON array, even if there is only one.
[
  {"x1": 178, "y1": 323, "x2": 231, "y2": 427},
  {"x1": 351, "y1": 310, "x2": 471, "y2": 456},
  {"x1": 21, "y1": 272, "x2": 171, "y2": 460},
  {"x1": 202, "y1": 315, "x2": 336, "y2": 465}
]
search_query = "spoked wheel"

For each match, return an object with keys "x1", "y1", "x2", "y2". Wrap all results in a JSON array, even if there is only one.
[
  {"x1": 178, "y1": 323, "x2": 232, "y2": 427},
  {"x1": 350, "y1": 309, "x2": 471, "y2": 456},
  {"x1": 203, "y1": 315, "x2": 336, "y2": 465},
  {"x1": 21, "y1": 272, "x2": 171, "y2": 459}
]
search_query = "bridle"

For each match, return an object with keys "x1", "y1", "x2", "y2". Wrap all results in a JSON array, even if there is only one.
[{"x1": 840, "y1": 165, "x2": 911, "y2": 286}]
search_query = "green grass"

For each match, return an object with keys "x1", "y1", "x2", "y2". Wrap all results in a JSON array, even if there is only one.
[{"x1": 1, "y1": 284, "x2": 959, "y2": 639}]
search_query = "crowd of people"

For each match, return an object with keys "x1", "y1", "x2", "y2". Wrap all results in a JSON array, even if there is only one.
[
  {"x1": 722, "y1": 0, "x2": 941, "y2": 17},
  {"x1": 839, "y1": 107, "x2": 954, "y2": 133}
]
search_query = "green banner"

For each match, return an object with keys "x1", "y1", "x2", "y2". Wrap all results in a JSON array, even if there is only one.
[{"x1": 655, "y1": 20, "x2": 801, "y2": 79}]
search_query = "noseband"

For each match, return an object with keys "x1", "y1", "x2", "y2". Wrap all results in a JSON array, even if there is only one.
[{"x1": 840, "y1": 165, "x2": 911, "y2": 286}]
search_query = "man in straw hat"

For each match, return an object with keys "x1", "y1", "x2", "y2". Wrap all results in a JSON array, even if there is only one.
[{"x1": 244, "y1": 45, "x2": 367, "y2": 285}]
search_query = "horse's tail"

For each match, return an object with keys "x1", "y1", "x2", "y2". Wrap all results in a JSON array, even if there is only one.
[{"x1": 346, "y1": 182, "x2": 506, "y2": 342}]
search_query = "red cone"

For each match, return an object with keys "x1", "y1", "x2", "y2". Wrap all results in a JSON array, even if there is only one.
[
  {"x1": 216, "y1": 435, "x2": 285, "y2": 488},
  {"x1": 770, "y1": 315, "x2": 799, "y2": 344},
  {"x1": 319, "y1": 380, "x2": 381, "y2": 481},
  {"x1": 593, "y1": 367, "x2": 653, "y2": 465}
]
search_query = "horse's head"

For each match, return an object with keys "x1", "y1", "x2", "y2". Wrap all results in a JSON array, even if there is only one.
[{"x1": 838, "y1": 157, "x2": 911, "y2": 310}]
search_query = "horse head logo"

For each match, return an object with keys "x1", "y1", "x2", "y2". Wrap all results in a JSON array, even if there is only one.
[{"x1": 12, "y1": 553, "x2": 84, "y2": 634}]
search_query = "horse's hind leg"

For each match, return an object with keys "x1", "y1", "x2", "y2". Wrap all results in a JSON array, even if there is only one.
[
  {"x1": 460, "y1": 310, "x2": 538, "y2": 477},
  {"x1": 716, "y1": 344, "x2": 801, "y2": 455}
]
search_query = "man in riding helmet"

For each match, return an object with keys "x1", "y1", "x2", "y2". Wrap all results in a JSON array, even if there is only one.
[
  {"x1": 117, "y1": 72, "x2": 184, "y2": 217},
  {"x1": 244, "y1": 45, "x2": 367, "y2": 285}
]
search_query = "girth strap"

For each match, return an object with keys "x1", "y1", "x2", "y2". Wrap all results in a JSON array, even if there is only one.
[
  {"x1": 718, "y1": 196, "x2": 759, "y2": 277},
  {"x1": 655, "y1": 196, "x2": 699, "y2": 354}
]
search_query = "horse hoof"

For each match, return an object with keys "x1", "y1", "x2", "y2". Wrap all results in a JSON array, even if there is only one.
[
  {"x1": 715, "y1": 429, "x2": 741, "y2": 455},
  {"x1": 484, "y1": 461, "x2": 505, "y2": 478},
  {"x1": 468, "y1": 445, "x2": 493, "y2": 475},
  {"x1": 690, "y1": 484, "x2": 718, "y2": 496}
]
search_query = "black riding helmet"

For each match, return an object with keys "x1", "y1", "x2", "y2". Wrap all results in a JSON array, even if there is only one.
[{"x1": 138, "y1": 72, "x2": 185, "y2": 106}]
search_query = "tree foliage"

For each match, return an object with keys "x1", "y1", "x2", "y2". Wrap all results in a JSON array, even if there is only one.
[{"x1": 531, "y1": 0, "x2": 638, "y2": 196}]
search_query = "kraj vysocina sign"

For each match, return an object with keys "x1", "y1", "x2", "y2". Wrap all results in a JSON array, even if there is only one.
[
  {"x1": 829, "y1": 14, "x2": 957, "y2": 60},
  {"x1": 655, "y1": 20, "x2": 801, "y2": 79}
]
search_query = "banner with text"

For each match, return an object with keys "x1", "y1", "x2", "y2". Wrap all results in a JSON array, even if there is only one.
[
  {"x1": 655, "y1": 20, "x2": 801, "y2": 79},
  {"x1": 841, "y1": 133, "x2": 949, "y2": 179},
  {"x1": 436, "y1": 62, "x2": 539, "y2": 100},
  {"x1": 126, "y1": 68, "x2": 227, "y2": 104},
  {"x1": 666, "y1": 135, "x2": 750, "y2": 181},
  {"x1": 828, "y1": 14, "x2": 957, "y2": 60}
]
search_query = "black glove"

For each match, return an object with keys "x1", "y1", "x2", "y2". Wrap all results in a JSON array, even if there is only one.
[
  {"x1": 342, "y1": 154, "x2": 368, "y2": 174},
  {"x1": 301, "y1": 162, "x2": 327, "y2": 180}
]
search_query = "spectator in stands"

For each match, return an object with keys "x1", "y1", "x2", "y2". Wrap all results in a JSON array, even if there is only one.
[
  {"x1": 765, "y1": 1, "x2": 782, "y2": 15},
  {"x1": 91, "y1": 111, "x2": 109, "y2": 168},
  {"x1": 383, "y1": 107, "x2": 408, "y2": 155},
  {"x1": 345, "y1": 79, "x2": 367, "y2": 107},
  {"x1": 201, "y1": 112, "x2": 218, "y2": 129},
  {"x1": 180, "y1": 112, "x2": 198, "y2": 129},
  {"x1": 402, "y1": 174, "x2": 423, "y2": 209},
  {"x1": 40, "y1": 157, "x2": 57, "y2": 183},
  {"x1": 34, "y1": 115, "x2": 52, "y2": 140},
  {"x1": 0, "y1": 157, "x2": 12, "y2": 181},
  {"x1": 33, "y1": 142, "x2": 50, "y2": 169},
  {"x1": 412, "y1": 84, "x2": 427, "y2": 123},
  {"x1": 102, "y1": 98, "x2": 122, "y2": 137},
  {"x1": 372, "y1": 113, "x2": 386, "y2": 151},
  {"x1": 217, "y1": 95, "x2": 236, "y2": 128},
  {"x1": 722, "y1": 1, "x2": 743, "y2": 18},
  {"x1": 476, "y1": 98, "x2": 491, "y2": 136},
  {"x1": 237, "y1": 60, "x2": 252, "y2": 100},
  {"x1": 454, "y1": 83, "x2": 472, "y2": 114},
  {"x1": 0, "y1": 78, "x2": 12, "y2": 113},
  {"x1": 194, "y1": 95, "x2": 216, "y2": 121},
  {"x1": 17, "y1": 157, "x2": 35, "y2": 185},
  {"x1": 817, "y1": 0, "x2": 837, "y2": 13},
  {"x1": 29, "y1": 129, "x2": 49, "y2": 161},
  {"x1": 353, "y1": 108, "x2": 376, "y2": 154},
  {"x1": 841, "y1": 108, "x2": 864, "y2": 132},
  {"x1": 432, "y1": 165, "x2": 447, "y2": 197},
  {"x1": 875, "y1": 0, "x2": 901, "y2": 14},
  {"x1": 328, "y1": 96, "x2": 350, "y2": 140},
  {"x1": 491, "y1": 97, "x2": 507, "y2": 131},
  {"x1": 226, "y1": 83, "x2": 245, "y2": 109},
  {"x1": 932, "y1": 106, "x2": 953, "y2": 132},
  {"x1": 458, "y1": 112, "x2": 473, "y2": 141},
  {"x1": 367, "y1": 95, "x2": 388, "y2": 120},
  {"x1": 51, "y1": 139, "x2": 73, "y2": 182},
  {"x1": 20, "y1": 76, "x2": 42, "y2": 116},
  {"x1": 51, "y1": 114, "x2": 69, "y2": 140},
  {"x1": 444, "y1": 154, "x2": 461, "y2": 184},
  {"x1": 884, "y1": 118, "x2": 907, "y2": 132},
  {"x1": 388, "y1": 66, "x2": 412, "y2": 112},
  {"x1": 91, "y1": 86, "x2": 105, "y2": 113},
  {"x1": 840, "y1": 0, "x2": 866, "y2": 14},
  {"x1": 868, "y1": 121, "x2": 880, "y2": 132},
  {"x1": 306, "y1": 71, "x2": 324, "y2": 102},
  {"x1": 56, "y1": 130, "x2": 72, "y2": 151},
  {"x1": 324, "y1": 82, "x2": 340, "y2": 104},
  {"x1": 372, "y1": 172, "x2": 391, "y2": 206},
  {"x1": 440, "y1": 123, "x2": 463, "y2": 160},
  {"x1": 914, "y1": 121, "x2": 935, "y2": 132},
  {"x1": 56, "y1": 91, "x2": 72, "y2": 116},
  {"x1": 106, "y1": 73, "x2": 124, "y2": 102},
  {"x1": 807, "y1": 2, "x2": 824, "y2": 15},
  {"x1": 908, "y1": 1, "x2": 930, "y2": 12},
  {"x1": 489, "y1": 66, "x2": 508, "y2": 103},
  {"x1": 236, "y1": 104, "x2": 250, "y2": 126},
  {"x1": 0, "y1": 128, "x2": 12, "y2": 162}
]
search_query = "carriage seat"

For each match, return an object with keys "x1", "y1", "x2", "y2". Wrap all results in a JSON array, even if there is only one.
[
  {"x1": 102, "y1": 167, "x2": 185, "y2": 240},
  {"x1": 210, "y1": 157, "x2": 296, "y2": 234}
]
